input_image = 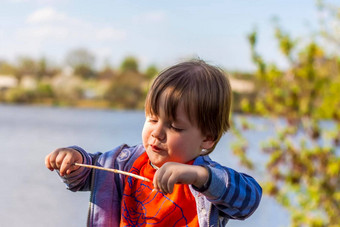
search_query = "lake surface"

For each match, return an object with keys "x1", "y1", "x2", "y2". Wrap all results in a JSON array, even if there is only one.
[{"x1": 0, "y1": 104, "x2": 289, "y2": 227}]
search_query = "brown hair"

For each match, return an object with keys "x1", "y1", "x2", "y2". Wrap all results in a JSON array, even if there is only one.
[{"x1": 145, "y1": 59, "x2": 232, "y2": 154}]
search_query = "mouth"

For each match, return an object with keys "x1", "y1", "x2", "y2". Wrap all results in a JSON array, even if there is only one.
[{"x1": 150, "y1": 144, "x2": 164, "y2": 152}]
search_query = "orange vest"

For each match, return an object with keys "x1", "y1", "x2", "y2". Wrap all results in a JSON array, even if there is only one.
[{"x1": 120, "y1": 152, "x2": 199, "y2": 226}]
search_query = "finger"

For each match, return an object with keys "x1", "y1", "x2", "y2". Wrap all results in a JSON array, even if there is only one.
[
  {"x1": 158, "y1": 169, "x2": 173, "y2": 194},
  {"x1": 160, "y1": 173, "x2": 170, "y2": 194},
  {"x1": 60, "y1": 154, "x2": 73, "y2": 176},
  {"x1": 154, "y1": 168, "x2": 168, "y2": 193},
  {"x1": 153, "y1": 169, "x2": 161, "y2": 190},
  {"x1": 167, "y1": 174, "x2": 178, "y2": 194},
  {"x1": 55, "y1": 152, "x2": 67, "y2": 175},
  {"x1": 45, "y1": 153, "x2": 54, "y2": 171},
  {"x1": 66, "y1": 154, "x2": 82, "y2": 175},
  {"x1": 48, "y1": 151, "x2": 60, "y2": 170}
]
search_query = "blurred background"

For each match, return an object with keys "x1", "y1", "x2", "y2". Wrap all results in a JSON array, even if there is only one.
[{"x1": 1, "y1": 0, "x2": 339, "y2": 226}]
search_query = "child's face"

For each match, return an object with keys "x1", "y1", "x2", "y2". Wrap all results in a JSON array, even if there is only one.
[{"x1": 142, "y1": 94, "x2": 213, "y2": 167}]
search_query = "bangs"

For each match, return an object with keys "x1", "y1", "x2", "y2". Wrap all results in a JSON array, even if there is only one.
[{"x1": 145, "y1": 70, "x2": 197, "y2": 124}]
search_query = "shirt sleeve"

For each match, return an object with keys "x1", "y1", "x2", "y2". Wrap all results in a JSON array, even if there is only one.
[
  {"x1": 194, "y1": 157, "x2": 262, "y2": 220},
  {"x1": 57, "y1": 144, "x2": 145, "y2": 192},
  {"x1": 57, "y1": 145, "x2": 100, "y2": 192}
]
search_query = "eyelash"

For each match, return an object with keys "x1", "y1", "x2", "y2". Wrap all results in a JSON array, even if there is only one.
[
  {"x1": 148, "y1": 118, "x2": 183, "y2": 132},
  {"x1": 169, "y1": 124, "x2": 183, "y2": 132},
  {"x1": 149, "y1": 119, "x2": 157, "y2": 123}
]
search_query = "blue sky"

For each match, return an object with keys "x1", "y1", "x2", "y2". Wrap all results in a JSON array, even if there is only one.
[{"x1": 0, "y1": 0, "x2": 328, "y2": 71}]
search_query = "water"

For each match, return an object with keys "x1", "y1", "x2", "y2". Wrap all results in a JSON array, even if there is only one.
[{"x1": 0, "y1": 104, "x2": 289, "y2": 227}]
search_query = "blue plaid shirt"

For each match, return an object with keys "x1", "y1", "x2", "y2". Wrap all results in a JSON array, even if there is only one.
[{"x1": 61, "y1": 144, "x2": 262, "y2": 226}]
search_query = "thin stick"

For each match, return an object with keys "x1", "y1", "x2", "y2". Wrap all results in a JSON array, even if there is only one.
[{"x1": 73, "y1": 163, "x2": 151, "y2": 182}]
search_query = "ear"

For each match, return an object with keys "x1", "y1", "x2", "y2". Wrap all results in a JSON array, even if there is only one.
[{"x1": 200, "y1": 135, "x2": 215, "y2": 151}]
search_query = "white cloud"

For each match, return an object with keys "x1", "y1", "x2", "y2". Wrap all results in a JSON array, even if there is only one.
[
  {"x1": 20, "y1": 7, "x2": 127, "y2": 44},
  {"x1": 95, "y1": 27, "x2": 126, "y2": 41},
  {"x1": 26, "y1": 7, "x2": 67, "y2": 24},
  {"x1": 144, "y1": 11, "x2": 166, "y2": 22},
  {"x1": 133, "y1": 11, "x2": 166, "y2": 23},
  {"x1": 1, "y1": 6, "x2": 128, "y2": 64},
  {"x1": 17, "y1": 26, "x2": 69, "y2": 40}
]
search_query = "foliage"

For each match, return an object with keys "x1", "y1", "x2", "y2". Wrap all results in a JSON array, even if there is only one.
[
  {"x1": 233, "y1": 2, "x2": 340, "y2": 226},
  {"x1": 104, "y1": 71, "x2": 147, "y2": 109},
  {"x1": 145, "y1": 65, "x2": 159, "y2": 80},
  {"x1": 74, "y1": 64, "x2": 96, "y2": 79},
  {"x1": 35, "y1": 83, "x2": 55, "y2": 100},
  {"x1": 0, "y1": 60, "x2": 17, "y2": 75},
  {"x1": 5, "y1": 87, "x2": 36, "y2": 103},
  {"x1": 15, "y1": 56, "x2": 38, "y2": 81},
  {"x1": 120, "y1": 56, "x2": 139, "y2": 73},
  {"x1": 65, "y1": 48, "x2": 96, "y2": 79},
  {"x1": 3, "y1": 83, "x2": 55, "y2": 104},
  {"x1": 98, "y1": 65, "x2": 116, "y2": 80},
  {"x1": 4, "y1": 56, "x2": 59, "y2": 82},
  {"x1": 0, "y1": 50, "x2": 155, "y2": 109},
  {"x1": 103, "y1": 56, "x2": 151, "y2": 109}
]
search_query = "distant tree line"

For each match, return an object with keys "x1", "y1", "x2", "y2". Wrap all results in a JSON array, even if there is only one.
[
  {"x1": 0, "y1": 50, "x2": 161, "y2": 109},
  {"x1": 0, "y1": 49, "x2": 253, "y2": 110}
]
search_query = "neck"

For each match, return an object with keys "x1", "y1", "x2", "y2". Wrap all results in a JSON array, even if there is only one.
[{"x1": 149, "y1": 161, "x2": 160, "y2": 170}]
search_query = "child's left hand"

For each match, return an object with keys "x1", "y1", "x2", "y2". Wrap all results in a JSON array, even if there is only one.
[{"x1": 153, "y1": 162, "x2": 209, "y2": 194}]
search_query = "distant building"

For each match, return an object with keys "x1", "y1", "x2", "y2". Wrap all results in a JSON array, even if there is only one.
[
  {"x1": 229, "y1": 77, "x2": 255, "y2": 93},
  {"x1": 21, "y1": 75, "x2": 37, "y2": 90},
  {"x1": 0, "y1": 75, "x2": 18, "y2": 91}
]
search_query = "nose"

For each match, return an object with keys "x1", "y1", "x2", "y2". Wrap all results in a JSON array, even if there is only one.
[{"x1": 151, "y1": 122, "x2": 166, "y2": 141}]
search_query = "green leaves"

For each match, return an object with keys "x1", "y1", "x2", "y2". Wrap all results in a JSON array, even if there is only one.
[{"x1": 233, "y1": 2, "x2": 340, "y2": 226}]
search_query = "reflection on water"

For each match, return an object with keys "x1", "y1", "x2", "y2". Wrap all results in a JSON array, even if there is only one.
[{"x1": 0, "y1": 104, "x2": 289, "y2": 227}]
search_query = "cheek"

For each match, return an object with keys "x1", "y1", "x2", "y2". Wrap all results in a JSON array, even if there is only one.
[
  {"x1": 167, "y1": 134, "x2": 187, "y2": 151},
  {"x1": 141, "y1": 123, "x2": 149, "y2": 144},
  {"x1": 170, "y1": 133, "x2": 202, "y2": 153}
]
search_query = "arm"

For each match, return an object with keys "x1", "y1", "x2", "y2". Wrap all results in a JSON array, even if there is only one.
[
  {"x1": 153, "y1": 160, "x2": 261, "y2": 219},
  {"x1": 198, "y1": 160, "x2": 262, "y2": 220}
]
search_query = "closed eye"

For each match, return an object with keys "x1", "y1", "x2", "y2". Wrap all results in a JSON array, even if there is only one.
[
  {"x1": 170, "y1": 125, "x2": 184, "y2": 132},
  {"x1": 147, "y1": 115, "x2": 158, "y2": 123}
]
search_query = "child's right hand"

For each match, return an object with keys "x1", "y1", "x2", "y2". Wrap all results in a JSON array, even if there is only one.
[{"x1": 45, "y1": 148, "x2": 83, "y2": 176}]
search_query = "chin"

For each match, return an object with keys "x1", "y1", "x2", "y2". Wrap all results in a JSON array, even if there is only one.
[
  {"x1": 146, "y1": 153, "x2": 163, "y2": 165},
  {"x1": 150, "y1": 158, "x2": 165, "y2": 167}
]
